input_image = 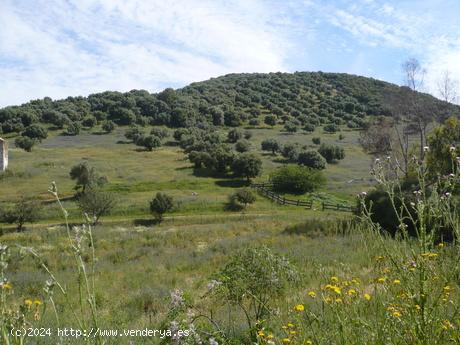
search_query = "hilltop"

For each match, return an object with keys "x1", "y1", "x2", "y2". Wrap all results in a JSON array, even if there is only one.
[{"x1": 1, "y1": 72, "x2": 459, "y2": 135}]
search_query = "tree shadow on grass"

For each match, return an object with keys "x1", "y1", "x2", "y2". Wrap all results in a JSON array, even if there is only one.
[
  {"x1": 214, "y1": 179, "x2": 249, "y2": 188},
  {"x1": 116, "y1": 140, "x2": 132, "y2": 144},
  {"x1": 133, "y1": 218, "x2": 159, "y2": 226}
]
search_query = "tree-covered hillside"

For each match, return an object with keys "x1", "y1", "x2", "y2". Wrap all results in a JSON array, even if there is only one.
[{"x1": 1, "y1": 72, "x2": 459, "y2": 135}]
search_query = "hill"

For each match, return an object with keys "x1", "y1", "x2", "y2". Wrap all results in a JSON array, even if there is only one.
[{"x1": 1, "y1": 72, "x2": 459, "y2": 135}]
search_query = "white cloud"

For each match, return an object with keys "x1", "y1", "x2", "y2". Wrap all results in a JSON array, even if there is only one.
[{"x1": 0, "y1": 0, "x2": 289, "y2": 106}]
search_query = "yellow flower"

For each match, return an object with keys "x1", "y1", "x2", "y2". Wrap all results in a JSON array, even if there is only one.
[
  {"x1": 393, "y1": 279, "x2": 401, "y2": 285},
  {"x1": 257, "y1": 330, "x2": 265, "y2": 337},
  {"x1": 438, "y1": 243, "x2": 444, "y2": 248},
  {"x1": 443, "y1": 286, "x2": 452, "y2": 292},
  {"x1": 325, "y1": 284, "x2": 341, "y2": 295},
  {"x1": 294, "y1": 304, "x2": 305, "y2": 312},
  {"x1": 442, "y1": 320, "x2": 453, "y2": 330},
  {"x1": 377, "y1": 277, "x2": 386, "y2": 284},
  {"x1": 308, "y1": 291, "x2": 316, "y2": 298},
  {"x1": 287, "y1": 323, "x2": 295, "y2": 328},
  {"x1": 415, "y1": 304, "x2": 421, "y2": 311},
  {"x1": 34, "y1": 300, "x2": 42, "y2": 306},
  {"x1": 24, "y1": 299, "x2": 33, "y2": 307},
  {"x1": 290, "y1": 331, "x2": 297, "y2": 335},
  {"x1": 267, "y1": 333, "x2": 274, "y2": 340},
  {"x1": 364, "y1": 294, "x2": 371, "y2": 301},
  {"x1": 324, "y1": 297, "x2": 332, "y2": 304},
  {"x1": 305, "y1": 340, "x2": 313, "y2": 345},
  {"x1": 376, "y1": 255, "x2": 384, "y2": 261},
  {"x1": 330, "y1": 276, "x2": 339, "y2": 283},
  {"x1": 392, "y1": 311, "x2": 402, "y2": 318},
  {"x1": 351, "y1": 278, "x2": 360, "y2": 285},
  {"x1": 383, "y1": 267, "x2": 391, "y2": 274},
  {"x1": 421, "y1": 252, "x2": 438, "y2": 258},
  {"x1": 335, "y1": 298, "x2": 343, "y2": 303},
  {"x1": 347, "y1": 289, "x2": 357, "y2": 296},
  {"x1": 1, "y1": 282, "x2": 12, "y2": 290},
  {"x1": 282, "y1": 338, "x2": 291, "y2": 343}
]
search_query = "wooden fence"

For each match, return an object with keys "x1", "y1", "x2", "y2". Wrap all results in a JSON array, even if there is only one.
[
  {"x1": 251, "y1": 183, "x2": 313, "y2": 209},
  {"x1": 251, "y1": 182, "x2": 356, "y2": 213}
]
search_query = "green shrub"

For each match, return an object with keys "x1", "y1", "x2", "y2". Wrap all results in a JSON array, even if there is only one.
[
  {"x1": 149, "y1": 192, "x2": 174, "y2": 222},
  {"x1": 261, "y1": 138, "x2": 280, "y2": 155},
  {"x1": 14, "y1": 136, "x2": 36, "y2": 152},
  {"x1": 318, "y1": 143, "x2": 345, "y2": 163},
  {"x1": 270, "y1": 165, "x2": 325, "y2": 194},
  {"x1": 297, "y1": 150, "x2": 326, "y2": 170},
  {"x1": 228, "y1": 188, "x2": 256, "y2": 210},
  {"x1": 323, "y1": 123, "x2": 339, "y2": 133},
  {"x1": 312, "y1": 137, "x2": 321, "y2": 145},
  {"x1": 235, "y1": 139, "x2": 251, "y2": 153}
]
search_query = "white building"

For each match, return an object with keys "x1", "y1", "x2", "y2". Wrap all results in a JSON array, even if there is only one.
[{"x1": 0, "y1": 137, "x2": 8, "y2": 171}]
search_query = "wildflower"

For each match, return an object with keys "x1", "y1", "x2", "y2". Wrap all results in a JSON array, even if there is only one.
[
  {"x1": 282, "y1": 338, "x2": 291, "y2": 343},
  {"x1": 209, "y1": 338, "x2": 219, "y2": 345},
  {"x1": 330, "y1": 276, "x2": 339, "y2": 283},
  {"x1": 421, "y1": 252, "x2": 438, "y2": 258},
  {"x1": 305, "y1": 340, "x2": 313, "y2": 345},
  {"x1": 393, "y1": 279, "x2": 401, "y2": 285},
  {"x1": 1, "y1": 282, "x2": 12, "y2": 290},
  {"x1": 364, "y1": 294, "x2": 371, "y2": 301},
  {"x1": 287, "y1": 323, "x2": 295, "y2": 328},
  {"x1": 347, "y1": 289, "x2": 357, "y2": 296},
  {"x1": 438, "y1": 243, "x2": 444, "y2": 248},
  {"x1": 335, "y1": 298, "x2": 343, "y2": 303},
  {"x1": 34, "y1": 300, "x2": 42, "y2": 305},
  {"x1": 392, "y1": 311, "x2": 402, "y2": 319},
  {"x1": 415, "y1": 304, "x2": 421, "y2": 311},
  {"x1": 294, "y1": 304, "x2": 305, "y2": 312},
  {"x1": 423, "y1": 146, "x2": 429, "y2": 152},
  {"x1": 290, "y1": 331, "x2": 296, "y2": 335},
  {"x1": 24, "y1": 299, "x2": 33, "y2": 307},
  {"x1": 324, "y1": 297, "x2": 332, "y2": 304},
  {"x1": 351, "y1": 278, "x2": 360, "y2": 285},
  {"x1": 383, "y1": 267, "x2": 390, "y2": 273},
  {"x1": 308, "y1": 291, "x2": 316, "y2": 298},
  {"x1": 207, "y1": 280, "x2": 222, "y2": 291},
  {"x1": 170, "y1": 289, "x2": 184, "y2": 308},
  {"x1": 267, "y1": 333, "x2": 274, "y2": 340},
  {"x1": 377, "y1": 277, "x2": 386, "y2": 284},
  {"x1": 257, "y1": 330, "x2": 265, "y2": 337},
  {"x1": 376, "y1": 256, "x2": 384, "y2": 262},
  {"x1": 358, "y1": 192, "x2": 367, "y2": 198},
  {"x1": 449, "y1": 146, "x2": 456, "y2": 152},
  {"x1": 442, "y1": 320, "x2": 453, "y2": 330}
]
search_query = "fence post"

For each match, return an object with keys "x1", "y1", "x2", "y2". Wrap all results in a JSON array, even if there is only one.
[
  {"x1": 322, "y1": 202, "x2": 325, "y2": 211},
  {"x1": 283, "y1": 197, "x2": 286, "y2": 205},
  {"x1": 297, "y1": 200, "x2": 299, "y2": 206}
]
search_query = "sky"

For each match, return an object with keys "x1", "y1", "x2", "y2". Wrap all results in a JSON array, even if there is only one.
[{"x1": 1, "y1": 0, "x2": 460, "y2": 107}]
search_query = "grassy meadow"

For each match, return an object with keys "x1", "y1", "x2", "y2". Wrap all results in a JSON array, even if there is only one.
[{"x1": 1, "y1": 124, "x2": 459, "y2": 345}]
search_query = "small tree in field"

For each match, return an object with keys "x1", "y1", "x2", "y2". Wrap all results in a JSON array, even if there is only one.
[
  {"x1": 264, "y1": 115, "x2": 277, "y2": 127},
  {"x1": 150, "y1": 192, "x2": 174, "y2": 222},
  {"x1": 261, "y1": 138, "x2": 280, "y2": 155},
  {"x1": 235, "y1": 139, "x2": 251, "y2": 153},
  {"x1": 228, "y1": 189, "x2": 256, "y2": 210},
  {"x1": 77, "y1": 188, "x2": 117, "y2": 225},
  {"x1": 318, "y1": 143, "x2": 345, "y2": 163},
  {"x1": 231, "y1": 153, "x2": 262, "y2": 181},
  {"x1": 15, "y1": 136, "x2": 36, "y2": 152},
  {"x1": 0, "y1": 197, "x2": 42, "y2": 231}
]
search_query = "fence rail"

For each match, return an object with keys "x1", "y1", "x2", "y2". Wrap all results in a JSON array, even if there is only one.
[
  {"x1": 251, "y1": 182, "x2": 356, "y2": 213},
  {"x1": 251, "y1": 183, "x2": 313, "y2": 209}
]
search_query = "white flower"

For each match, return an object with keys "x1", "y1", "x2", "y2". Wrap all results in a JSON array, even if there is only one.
[
  {"x1": 206, "y1": 280, "x2": 222, "y2": 291},
  {"x1": 450, "y1": 146, "x2": 456, "y2": 152},
  {"x1": 209, "y1": 337, "x2": 219, "y2": 345},
  {"x1": 423, "y1": 146, "x2": 429, "y2": 152},
  {"x1": 170, "y1": 289, "x2": 184, "y2": 308}
]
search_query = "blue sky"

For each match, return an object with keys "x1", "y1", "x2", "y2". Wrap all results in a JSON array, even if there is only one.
[{"x1": 1, "y1": 0, "x2": 459, "y2": 106}]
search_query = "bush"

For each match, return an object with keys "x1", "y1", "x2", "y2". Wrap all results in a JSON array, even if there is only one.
[
  {"x1": 228, "y1": 189, "x2": 256, "y2": 210},
  {"x1": 312, "y1": 137, "x2": 321, "y2": 145},
  {"x1": 281, "y1": 143, "x2": 301, "y2": 162},
  {"x1": 303, "y1": 123, "x2": 316, "y2": 132},
  {"x1": 323, "y1": 123, "x2": 339, "y2": 133},
  {"x1": 261, "y1": 138, "x2": 280, "y2": 155},
  {"x1": 264, "y1": 115, "x2": 277, "y2": 127},
  {"x1": 270, "y1": 165, "x2": 325, "y2": 194},
  {"x1": 318, "y1": 143, "x2": 345, "y2": 163},
  {"x1": 297, "y1": 150, "x2": 326, "y2": 169},
  {"x1": 248, "y1": 118, "x2": 260, "y2": 126},
  {"x1": 124, "y1": 126, "x2": 143, "y2": 142},
  {"x1": 235, "y1": 139, "x2": 251, "y2": 153},
  {"x1": 102, "y1": 120, "x2": 116, "y2": 133},
  {"x1": 284, "y1": 120, "x2": 299, "y2": 133},
  {"x1": 243, "y1": 130, "x2": 252, "y2": 140},
  {"x1": 82, "y1": 116, "x2": 97, "y2": 128},
  {"x1": 150, "y1": 192, "x2": 174, "y2": 222},
  {"x1": 137, "y1": 135, "x2": 161, "y2": 151},
  {"x1": 227, "y1": 128, "x2": 243, "y2": 143},
  {"x1": 14, "y1": 136, "x2": 36, "y2": 152},
  {"x1": 65, "y1": 122, "x2": 81, "y2": 136},
  {"x1": 150, "y1": 127, "x2": 169, "y2": 139}
]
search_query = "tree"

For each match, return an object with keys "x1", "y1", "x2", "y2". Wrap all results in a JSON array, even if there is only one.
[
  {"x1": 82, "y1": 116, "x2": 97, "y2": 128},
  {"x1": 150, "y1": 192, "x2": 174, "y2": 222},
  {"x1": 228, "y1": 189, "x2": 256, "y2": 210},
  {"x1": 323, "y1": 123, "x2": 339, "y2": 133},
  {"x1": 281, "y1": 143, "x2": 301, "y2": 162},
  {"x1": 0, "y1": 196, "x2": 42, "y2": 231},
  {"x1": 22, "y1": 124, "x2": 47, "y2": 141},
  {"x1": 359, "y1": 117, "x2": 393, "y2": 155},
  {"x1": 270, "y1": 165, "x2": 325, "y2": 194},
  {"x1": 426, "y1": 117, "x2": 460, "y2": 176},
  {"x1": 235, "y1": 139, "x2": 251, "y2": 153},
  {"x1": 15, "y1": 136, "x2": 36, "y2": 152},
  {"x1": 261, "y1": 138, "x2": 280, "y2": 155},
  {"x1": 284, "y1": 120, "x2": 299, "y2": 133},
  {"x1": 124, "y1": 126, "x2": 143, "y2": 142},
  {"x1": 318, "y1": 143, "x2": 345, "y2": 163},
  {"x1": 188, "y1": 151, "x2": 211, "y2": 169},
  {"x1": 150, "y1": 127, "x2": 169, "y2": 139},
  {"x1": 243, "y1": 130, "x2": 253, "y2": 140},
  {"x1": 77, "y1": 188, "x2": 117, "y2": 225},
  {"x1": 297, "y1": 150, "x2": 326, "y2": 169},
  {"x1": 437, "y1": 70, "x2": 458, "y2": 104},
  {"x1": 312, "y1": 137, "x2": 321, "y2": 145},
  {"x1": 303, "y1": 123, "x2": 315, "y2": 132},
  {"x1": 264, "y1": 115, "x2": 277, "y2": 127},
  {"x1": 227, "y1": 128, "x2": 243, "y2": 143},
  {"x1": 137, "y1": 135, "x2": 161, "y2": 151},
  {"x1": 69, "y1": 163, "x2": 107, "y2": 193},
  {"x1": 65, "y1": 122, "x2": 81, "y2": 136},
  {"x1": 102, "y1": 120, "x2": 116, "y2": 133},
  {"x1": 231, "y1": 153, "x2": 262, "y2": 181}
]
